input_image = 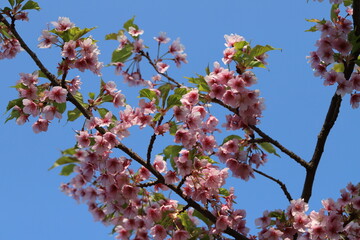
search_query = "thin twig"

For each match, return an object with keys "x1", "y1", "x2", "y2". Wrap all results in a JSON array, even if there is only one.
[
  {"x1": 146, "y1": 116, "x2": 164, "y2": 164},
  {"x1": 210, "y1": 97, "x2": 308, "y2": 168},
  {"x1": 253, "y1": 169, "x2": 293, "y2": 202}
]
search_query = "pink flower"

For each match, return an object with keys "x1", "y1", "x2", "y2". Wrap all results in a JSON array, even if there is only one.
[
  {"x1": 154, "y1": 32, "x2": 170, "y2": 44},
  {"x1": 19, "y1": 84, "x2": 37, "y2": 100},
  {"x1": 19, "y1": 72, "x2": 38, "y2": 86},
  {"x1": 22, "y1": 99, "x2": 39, "y2": 117},
  {"x1": 0, "y1": 38, "x2": 22, "y2": 59},
  {"x1": 62, "y1": 40, "x2": 77, "y2": 59},
  {"x1": 51, "y1": 17, "x2": 75, "y2": 31},
  {"x1": 150, "y1": 225, "x2": 167, "y2": 240},
  {"x1": 38, "y1": 30, "x2": 58, "y2": 48},
  {"x1": 76, "y1": 131, "x2": 91, "y2": 148},
  {"x1": 47, "y1": 86, "x2": 68, "y2": 103},
  {"x1": 42, "y1": 105, "x2": 62, "y2": 120},
  {"x1": 172, "y1": 230, "x2": 189, "y2": 240},
  {"x1": 92, "y1": 135, "x2": 110, "y2": 154},
  {"x1": 180, "y1": 89, "x2": 199, "y2": 106},
  {"x1": 224, "y1": 34, "x2": 245, "y2": 47},
  {"x1": 216, "y1": 215, "x2": 229, "y2": 232},
  {"x1": 222, "y1": 47, "x2": 236, "y2": 64},
  {"x1": 153, "y1": 155, "x2": 167, "y2": 173},
  {"x1": 128, "y1": 26, "x2": 144, "y2": 37},
  {"x1": 169, "y1": 38, "x2": 185, "y2": 55},
  {"x1": 156, "y1": 61, "x2": 170, "y2": 73},
  {"x1": 32, "y1": 117, "x2": 49, "y2": 133}
]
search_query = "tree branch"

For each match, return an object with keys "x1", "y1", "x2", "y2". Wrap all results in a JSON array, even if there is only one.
[
  {"x1": 2, "y1": 15, "x2": 250, "y2": 240},
  {"x1": 253, "y1": 169, "x2": 293, "y2": 202},
  {"x1": 301, "y1": 1, "x2": 360, "y2": 202},
  {"x1": 210, "y1": 98, "x2": 308, "y2": 168}
]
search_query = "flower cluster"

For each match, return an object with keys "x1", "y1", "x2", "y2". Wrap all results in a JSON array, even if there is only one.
[
  {"x1": 256, "y1": 183, "x2": 360, "y2": 240},
  {"x1": 307, "y1": 7, "x2": 360, "y2": 107},
  {"x1": 8, "y1": 71, "x2": 82, "y2": 133},
  {"x1": 110, "y1": 27, "x2": 187, "y2": 87},
  {"x1": 0, "y1": 23, "x2": 22, "y2": 59},
  {"x1": 38, "y1": 17, "x2": 103, "y2": 75}
]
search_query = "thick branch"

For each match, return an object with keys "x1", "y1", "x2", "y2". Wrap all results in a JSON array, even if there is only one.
[
  {"x1": 301, "y1": 2, "x2": 360, "y2": 202},
  {"x1": 253, "y1": 169, "x2": 293, "y2": 202}
]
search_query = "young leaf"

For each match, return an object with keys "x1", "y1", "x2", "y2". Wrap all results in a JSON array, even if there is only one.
[
  {"x1": 330, "y1": 4, "x2": 340, "y2": 22},
  {"x1": 53, "y1": 102, "x2": 66, "y2": 114},
  {"x1": 222, "y1": 135, "x2": 242, "y2": 144},
  {"x1": 192, "y1": 209, "x2": 212, "y2": 227},
  {"x1": 21, "y1": 0, "x2": 40, "y2": 11},
  {"x1": 139, "y1": 89, "x2": 157, "y2": 101},
  {"x1": 105, "y1": 33, "x2": 118, "y2": 40},
  {"x1": 249, "y1": 45, "x2": 280, "y2": 58},
  {"x1": 162, "y1": 145, "x2": 183, "y2": 161},
  {"x1": 67, "y1": 108, "x2": 82, "y2": 122},
  {"x1": 258, "y1": 142, "x2": 280, "y2": 157},
  {"x1": 49, "y1": 156, "x2": 79, "y2": 170},
  {"x1": 6, "y1": 98, "x2": 23, "y2": 112},
  {"x1": 60, "y1": 164, "x2": 76, "y2": 176},
  {"x1": 123, "y1": 16, "x2": 138, "y2": 31},
  {"x1": 8, "y1": 0, "x2": 15, "y2": 7},
  {"x1": 88, "y1": 92, "x2": 95, "y2": 99},
  {"x1": 111, "y1": 45, "x2": 133, "y2": 63},
  {"x1": 5, "y1": 109, "x2": 20, "y2": 123}
]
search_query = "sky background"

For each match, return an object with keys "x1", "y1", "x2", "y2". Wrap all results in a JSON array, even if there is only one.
[{"x1": 1, "y1": 0, "x2": 359, "y2": 240}]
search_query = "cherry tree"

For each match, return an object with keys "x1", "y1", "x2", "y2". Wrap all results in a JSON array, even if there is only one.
[{"x1": 1, "y1": 0, "x2": 360, "y2": 239}]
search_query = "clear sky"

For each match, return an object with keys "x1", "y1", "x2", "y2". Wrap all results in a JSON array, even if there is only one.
[{"x1": 1, "y1": 1, "x2": 359, "y2": 240}]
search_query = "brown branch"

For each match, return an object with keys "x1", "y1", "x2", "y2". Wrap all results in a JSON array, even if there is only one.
[
  {"x1": 146, "y1": 116, "x2": 164, "y2": 164},
  {"x1": 253, "y1": 169, "x2": 293, "y2": 202},
  {"x1": 2, "y1": 15, "x2": 250, "y2": 240},
  {"x1": 301, "y1": 2, "x2": 360, "y2": 203},
  {"x1": 140, "y1": 50, "x2": 182, "y2": 87},
  {"x1": 210, "y1": 98, "x2": 308, "y2": 168}
]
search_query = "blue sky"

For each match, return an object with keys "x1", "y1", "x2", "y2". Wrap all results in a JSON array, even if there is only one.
[{"x1": 1, "y1": 0, "x2": 359, "y2": 240}]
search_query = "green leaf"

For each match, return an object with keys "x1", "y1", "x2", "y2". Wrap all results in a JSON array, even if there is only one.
[
  {"x1": 38, "y1": 70, "x2": 48, "y2": 79},
  {"x1": 60, "y1": 164, "x2": 76, "y2": 176},
  {"x1": 305, "y1": 18, "x2": 322, "y2": 23},
  {"x1": 162, "y1": 145, "x2": 183, "y2": 162},
  {"x1": 222, "y1": 135, "x2": 242, "y2": 144},
  {"x1": 344, "y1": 0, "x2": 352, "y2": 7},
  {"x1": 67, "y1": 108, "x2": 82, "y2": 122},
  {"x1": 16, "y1": 0, "x2": 25, "y2": 4},
  {"x1": 100, "y1": 94, "x2": 114, "y2": 103},
  {"x1": 158, "y1": 83, "x2": 172, "y2": 106},
  {"x1": 97, "y1": 108, "x2": 109, "y2": 118},
  {"x1": 49, "y1": 156, "x2": 79, "y2": 170},
  {"x1": 105, "y1": 33, "x2": 118, "y2": 40},
  {"x1": 8, "y1": 0, "x2": 15, "y2": 7},
  {"x1": 88, "y1": 92, "x2": 95, "y2": 99},
  {"x1": 61, "y1": 147, "x2": 76, "y2": 155},
  {"x1": 234, "y1": 41, "x2": 249, "y2": 51},
  {"x1": 219, "y1": 188, "x2": 230, "y2": 196},
  {"x1": 21, "y1": 0, "x2": 40, "y2": 11},
  {"x1": 330, "y1": 4, "x2": 340, "y2": 22},
  {"x1": 166, "y1": 94, "x2": 182, "y2": 109},
  {"x1": 169, "y1": 121, "x2": 178, "y2": 135},
  {"x1": 74, "y1": 91, "x2": 84, "y2": 104},
  {"x1": 139, "y1": 89, "x2": 157, "y2": 101},
  {"x1": 186, "y1": 76, "x2": 210, "y2": 93},
  {"x1": 6, "y1": 98, "x2": 23, "y2": 112},
  {"x1": 179, "y1": 212, "x2": 196, "y2": 232},
  {"x1": 123, "y1": 16, "x2": 139, "y2": 31},
  {"x1": 151, "y1": 192, "x2": 166, "y2": 202},
  {"x1": 333, "y1": 63, "x2": 345, "y2": 72},
  {"x1": 53, "y1": 102, "x2": 66, "y2": 114},
  {"x1": 205, "y1": 64, "x2": 210, "y2": 75},
  {"x1": 152, "y1": 113, "x2": 162, "y2": 122},
  {"x1": 192, "y1": 209, "x2": 213, "y2": 227},
  {"x1": 111, "y1": 44, "x2": 133, "y2": 63},
  {"x1": 258, "y1": 142, "x2": 280, "y2": 157},
  {"x1": 5, "y1": 109, "x2": 20, "y2": 123},
  {"x1": 249, "y1": 45, "x2": 280, "y2": 58},
  {"x1": 305, "y1": 25, "x2": 318, "y2": 32}
]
